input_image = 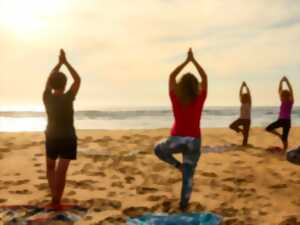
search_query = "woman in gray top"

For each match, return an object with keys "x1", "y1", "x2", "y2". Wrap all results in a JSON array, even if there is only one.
[{"x1": 229, "y1": 82, "x2": 252, "y2": 146}]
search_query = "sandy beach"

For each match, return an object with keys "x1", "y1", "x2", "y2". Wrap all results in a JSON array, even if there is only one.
[{"x1": 0, "y1": 127, "x2": 300, "y2": 225}]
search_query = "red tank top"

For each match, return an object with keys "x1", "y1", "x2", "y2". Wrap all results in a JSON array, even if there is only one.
[{"x1": 170, "y1": 89, "x2": 207, "y2": 138}]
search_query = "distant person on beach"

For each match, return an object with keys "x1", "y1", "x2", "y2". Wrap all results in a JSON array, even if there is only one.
[
  {"x1": 154, "y1": 48, "x2": 207, "y2": 211},
  {"x1": 266, "y1": 76, "x2": 294, "y2": 151},
  {"x1": 43, "y1": 49, "x2": 81, "y2": 207},
  {"x1": 229, "y1": 82, "x2": 252, "y2": 146}
]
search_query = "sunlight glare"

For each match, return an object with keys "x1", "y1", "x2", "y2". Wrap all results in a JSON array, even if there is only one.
[{"x1": 0, "y1": 0, "x2": 63, "y2": 36}]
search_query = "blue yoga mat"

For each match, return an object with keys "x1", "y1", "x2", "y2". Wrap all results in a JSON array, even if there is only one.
[
  {"x1": 287, "y1": 147, "x2": 300, "y2": 166},
  {"x1": 127, "y1": 212, "x2": 222, "y2": 225}
]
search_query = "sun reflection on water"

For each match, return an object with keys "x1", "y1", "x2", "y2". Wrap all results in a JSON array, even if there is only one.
[{"x1": 0, "y1": 117, "x2": 46, "y2": 132}]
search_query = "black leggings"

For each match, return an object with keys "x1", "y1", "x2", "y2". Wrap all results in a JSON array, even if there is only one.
[
  {"x1": 266, "y1": 119, "x2": 291, "y2": 142},
  {"x1": 229, "y1": 119, "x2": 251, "y2": 145}
]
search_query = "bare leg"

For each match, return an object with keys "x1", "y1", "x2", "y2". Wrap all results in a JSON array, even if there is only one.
[
  {"x1": 242, "y1": 121, "x2": 250, "y2": 146},
  {"x1": 46, "y1": 158, "x2": 56, "y2": 203},
  {"x1": 283, "y1": 141, "x2": 288, "y2": 151},
  {"x1": 53, "y1": 159, "x2": 70, "y2": 204}
]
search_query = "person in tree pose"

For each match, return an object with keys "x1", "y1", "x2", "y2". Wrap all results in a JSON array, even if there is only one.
[
  {"x1": 154, "y1": 48, "x2": 207, "y2": 211},
  {"x1": 229, "y1": 82, "x2": 252, "y2": 146},
  {"x1": 43, "y1": 49, "x2": 81, "y2": 207},
  {"x1": 266, "y1": 76, "x2": 294, "y2": 151}
]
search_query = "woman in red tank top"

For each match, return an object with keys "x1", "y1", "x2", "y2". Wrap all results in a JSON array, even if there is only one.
[{"x1": 154, "y1": 48, "x2": 208, "y2": 210}]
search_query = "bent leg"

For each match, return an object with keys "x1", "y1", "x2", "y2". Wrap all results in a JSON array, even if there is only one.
[
  {"x1": 46, "y1": 158, "x2": 56, "y2": 203},
  {"x1": 230, "y1": 119, "x2": 242, "y2": 133},
  {"x1": 265, "y1": 120, "x2": 282, "y2": 138},
  {"x1": 53, "y1": 159, "x2": 71, "y2": 204},
  {"x1": 154, "y1": 138, "x2": 183, "y2": 170}
]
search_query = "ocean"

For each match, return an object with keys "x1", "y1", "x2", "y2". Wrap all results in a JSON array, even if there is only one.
[{"x1": 0, "y1": 106, "x2": 300, "y2": 132}]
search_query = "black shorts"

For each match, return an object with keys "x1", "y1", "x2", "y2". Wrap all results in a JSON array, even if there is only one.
[{"x1": 45, "y1": 138, "x2": 77, "y2": 160}]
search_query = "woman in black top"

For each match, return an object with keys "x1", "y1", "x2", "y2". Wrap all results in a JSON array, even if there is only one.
[{"x1": 43, "y1": 49, "x2": 81, "y2": 207}]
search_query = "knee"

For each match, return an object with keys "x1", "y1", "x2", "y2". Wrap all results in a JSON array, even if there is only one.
[{"x1": 154, "y1": 144, "x2": 163, "y2": 157}]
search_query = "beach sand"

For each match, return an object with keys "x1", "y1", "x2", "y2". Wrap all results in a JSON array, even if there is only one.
[{"x1": 0, "y1": 127, "x2": 300, "y2": 225}]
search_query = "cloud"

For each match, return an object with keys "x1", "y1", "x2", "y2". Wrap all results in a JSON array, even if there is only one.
[{"x1": 0, "y1": 0, "x2": 299, "y2": 107}]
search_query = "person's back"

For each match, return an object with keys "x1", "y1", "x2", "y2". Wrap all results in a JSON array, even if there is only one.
[
  {"x1": 43, "y1": 49, "x2": 81, "y2": 207},
  {"x1": 44, "y1": 90, "x2": 75, "y2": 140},
  {"x1": 170, "y1": 88, "x2": 206, "y2": 138}
]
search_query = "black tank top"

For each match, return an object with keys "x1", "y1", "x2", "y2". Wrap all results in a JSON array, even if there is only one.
[{"x1": 43, "y1": 89, "x2": 76, "y2": 140}]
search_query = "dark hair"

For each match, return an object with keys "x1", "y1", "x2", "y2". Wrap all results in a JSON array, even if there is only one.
[
  {"x1": 50, "y1": 72, "x2": 67, "y2": 90},
  {"x1": 175, "y1": 73, "x2": 199, "y2": 104}
]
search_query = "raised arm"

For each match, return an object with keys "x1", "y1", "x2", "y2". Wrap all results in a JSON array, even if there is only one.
[
  {"x1": 189, "y1": 48, "x2": 208, "y2": 92},
  {"x1": 45, "y1": 60, "x2": 62, "y2": 92},
  {"x1": 169, "y1": 54, "x2": 189, "y2": 92},
  {"x1": 244, "y1": 82, "x2": 252, "y2": 104},
  {"x1": 279, "y1": 77, "x2": 284, "y2": 96},
  {"x1": 239, "y1": 82, "x2": 245, "y2": 101},
  {"x1": 60, "y1": 49, "x2": 81, "y2": 97},
  {"x1": 283, "y1": 76, "x2": 294, "y2": 102}
]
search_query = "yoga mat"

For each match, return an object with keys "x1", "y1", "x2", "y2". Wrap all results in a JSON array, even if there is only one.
[{"x1": 127, "y1": 212, "x2": 222, "y2": 225}]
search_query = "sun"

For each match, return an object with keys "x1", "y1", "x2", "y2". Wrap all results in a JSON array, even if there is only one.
[{"x1": 0, "y1": 0, "x2": 63, "y2": 36}]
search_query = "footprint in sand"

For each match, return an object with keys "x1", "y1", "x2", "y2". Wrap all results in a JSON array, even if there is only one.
[
  {"x1": 34, "y1": 153, "x2": 43, "y2": 157},
  {"x1": 0, "y1": 198, "x2": 7, "y2": 203},
  {"x1": 111, "y1": 181, "x2": 124, "y2": 188},
  {"x1": 136, "y1": 186, "x2": 159, "y2": 195},
  {"x1": 151, "y1": 199, "x2": 179, "y2": 213},
  {"x1": 66, "y1": 190, "x2": 76, "y2": 196},
  {"x1": 34, "y1": 183, "x2": 48, "y2": 190},
  {"x1": 223, "y1": 218, "x2": 246, "y2": 225},
  {"x1": 201, "y1": 172, "x2": 218, "y2": 178},
  {"x1": 125, "y1": 176, "x2": 135, "y2": 184},
  {"x1": 292, "y1": 199, "x2": 300, "y2": 206},
  {"x1": 147, "y1": 195, "x2": 167, "y2": 202},
  {"x1": 84, "y1": 198, "x2": 122, "y2": 211},
  {"x1": 68, "y1": 179, "x2": 98, "y2": 190},
  {"x1": 108, "y1": 191, "x2": 117, "y2": 197},
  {"x1": 36, "y1": 169, "x2": 45, "y2": 174},
  {"x1": 34, "y1": 163, "x2": 42, "y2": 167},
  {"x1": 269, "y1": 184, "x2": 288, "y2": 189},
  {"x1": 234, "y1": 160, "x2": 246, "y2": 165},
  {"x1": 214, "y1": 206, "x2": 239, "y2": 217},
  {"x1": 221, "y1": 185, "x2": 235, "y2": 192},
  {"x1": 38, "y1": 176, "x2": 47, "y2": 180},
  {"x1": 94, "y1": 215, "x2": 126, "y2": 225},
  {"x1": 123, "y1": 206, "x2": 151, "y2": 217},
  {"x1": 278, "y1": 216, "x2": 300, "y2": 225},
  {"x1": 9, "y1": 189, "x2": 32, "y2": 195},
  {"x1": 18, "y1": 179, "x2": 30, "y2": 185}
]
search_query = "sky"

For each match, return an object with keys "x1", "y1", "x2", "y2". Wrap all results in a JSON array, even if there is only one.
[{"x1": 0, "y1": 0, "x2": 299, "y2": 110}]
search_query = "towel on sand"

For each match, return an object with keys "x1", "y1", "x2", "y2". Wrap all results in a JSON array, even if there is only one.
[
  {"x1": 0, "y1": 204, "x2": 87, "y2": 225},
  {"x1": 127, "y1": 212, "x2": 222, "y2": 225}
]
